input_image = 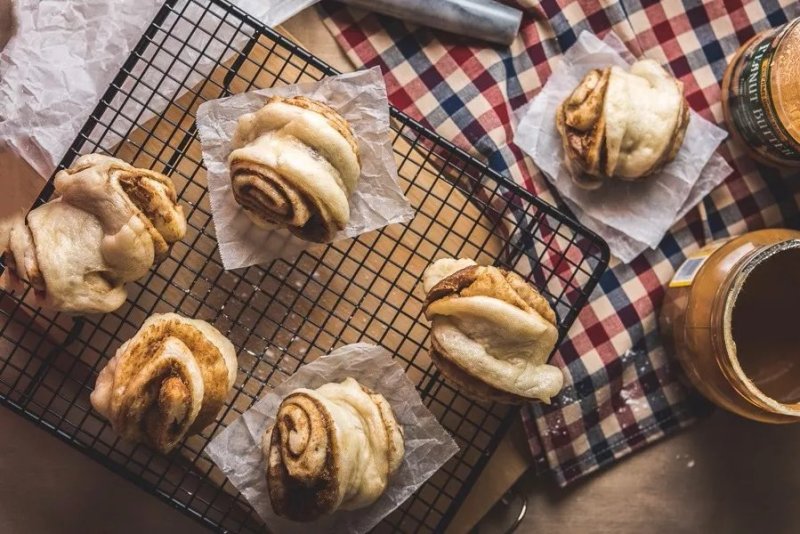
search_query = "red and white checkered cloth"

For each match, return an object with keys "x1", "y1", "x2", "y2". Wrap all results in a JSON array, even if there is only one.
[{"x1": 318, "y1": 0, "x2": 800, "y2": 485}]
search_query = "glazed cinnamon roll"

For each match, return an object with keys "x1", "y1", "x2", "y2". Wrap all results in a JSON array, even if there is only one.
[
  {"x1": 90, "y1": 313, "x2": 237, "y2": 454},
  {"x1": 3, "y1": 154, "x2": 186, "y2": 314},
  {"x1": 422, "y1": 258, "x2": 563, "y2": 404},
  {"x1": 228, "y1": 96, "x2": 360, "y2": 243},
  {"x1": 263, "y1": 377, "x2": 404, "y2": 521}
]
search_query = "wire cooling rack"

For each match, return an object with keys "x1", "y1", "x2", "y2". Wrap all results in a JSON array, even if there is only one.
[{"x1": 0, "y1": 0, "x2": 609, "y2": 532}]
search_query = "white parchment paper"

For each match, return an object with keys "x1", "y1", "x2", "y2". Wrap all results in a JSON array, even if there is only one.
[
  {"x1": 0, "y1": 0, "x2": 162, "y2": 178},
  {"x1": 196, "y1": 67, "x2": 415, "y2": 270},
  {"x1": 514, "y1": 31, "x2": 733, "y2": 262},
  {"x1": 206, "y1": 343, "x2": 459, "y2": 534},
  {"x1": 0, "y1": 0, "x2": 327, "y2": 180}
]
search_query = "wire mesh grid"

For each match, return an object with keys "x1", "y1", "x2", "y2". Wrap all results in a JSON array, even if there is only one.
[{"x1": 0, "y1": 0, "x2": 608, "y2": 532}]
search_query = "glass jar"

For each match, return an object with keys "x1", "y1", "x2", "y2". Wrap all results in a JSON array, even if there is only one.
[
  {"x1": 721, "y1": 17, "x2": 800, "y2": 167},
  {"x1": 660, "y1": 229, "x2": 800, "y2": 423}
]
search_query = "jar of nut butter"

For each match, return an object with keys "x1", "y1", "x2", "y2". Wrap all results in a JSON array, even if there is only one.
[
  {"x1": 660, "y1": 229, "x2": 800, "y2": 423},
  {"x1": 722, "y1": 18, "x2": 800, "y2": 167}
]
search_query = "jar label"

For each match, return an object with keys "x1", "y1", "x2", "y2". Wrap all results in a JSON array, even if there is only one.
[
  {"x1": 727, "y1": 19, "x2": 800, "y2": 162},
  {"x1": 669, "y1": 239, "x2": 731, "y2": 288}
]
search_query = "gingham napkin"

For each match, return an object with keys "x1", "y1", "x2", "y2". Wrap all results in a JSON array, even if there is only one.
[{"x1": 318, "y1": 0, "x2": 800, "y2": 485}]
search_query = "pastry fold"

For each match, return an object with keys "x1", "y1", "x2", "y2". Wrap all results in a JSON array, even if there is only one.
[
  {"x1": 422, "y1": 258, "x2": 563, "y2": 404},
  {"x1": 228, "y1": 96, "x2": 360, "y2": 243},
  {"x1": 263, "y1": 377, "x2": 404, "y2": 521},
  {"x1": 3, "y1": 154, "x2": 186, "y2": 314},
  {"x1": 90, "y1": 313, "x2": 237, "y2": 454},
  {"x1": 556, "y1": 59, "x2": 689, "y2": 188}
]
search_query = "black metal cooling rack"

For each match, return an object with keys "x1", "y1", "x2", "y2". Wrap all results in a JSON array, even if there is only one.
[{"x1": 0, "y1": 0, "x2": 609, "y2": 532}]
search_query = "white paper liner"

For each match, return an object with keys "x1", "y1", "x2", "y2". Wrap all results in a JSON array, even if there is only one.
[
  {"x1": 205, "y1": 342, "x2": 459, "y2": 534},
  {"x1": 196, "y1": 67, "x2": 415, "y2": 270},
  {"x1": 514, "y1": 31, "x2": 733, "y2": 262},
  {"x1": 0, "y1": 0, "x2": 327, "y2": 179}
]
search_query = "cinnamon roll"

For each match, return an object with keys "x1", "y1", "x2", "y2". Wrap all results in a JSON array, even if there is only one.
[
  {"x1": 263, "y1": 377, "x2": 404, "y2": 521},
  {"x1": 3, "y1": 154, "x2": 186, "y2": 314},
  {"x1": 228, "y1": 95, "x2": 360, "y2": 243},
  {"x1": 90, "y1": 313, "x2": 237, "y2": 454},
  {"x1": 422, "y1": 258, "x2": 563, "y2": 404},
  {"x1": 557, "y1": 60, "x2": 689, "y2": 188}
]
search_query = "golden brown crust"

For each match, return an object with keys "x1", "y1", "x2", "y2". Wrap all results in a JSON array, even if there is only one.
[
  {"x1": 424, "y1": 264, "x2": 557, "y2": 325},
  {"x1": 503, "y1": 270, "x2": 557, "y2": 325},
  {"x1": 556, "y1": 68, "x2": 610, "y2": 181},
  {"x1": 424, "y1": 264, "x2": 481, "y2": 304},
  {"x1": 91, "y1": 313, "x2": 235, "y2": 453},
  {"x1": 140, "y1": 373, "x2": 193, "y2": 449},
  {"x1": 116, "y1": 318, "x2": 230, "y2": 435},
  {"x1": 265, "y1": 393, "x2": 341, "y2": 521},
  {"x1": 116, "y1": 169, "x2": 181, "y2": 261},
  {"x1": 109, "y1": 338, "x2": 201, "y2": 453}
]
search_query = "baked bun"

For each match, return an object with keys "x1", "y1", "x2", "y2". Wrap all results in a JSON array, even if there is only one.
[
  {"x1": 3, "y1": 154, "x2": 186, "y2": 314},
  {"x1": 228, "y1": 95, "x2": 360, "y2": 243},
  {"x1": 263, "y1": 377, "x2": 404, "y2": 521},
  {"x1": 422, "y1": 258, "x2": 562, "y2": 404},
  {"x1": 557, "y1": 59, "x2": 689, "y2": 189},
  {"x1": 90, "y1": 313, "x2": 237, "y2": 454}
]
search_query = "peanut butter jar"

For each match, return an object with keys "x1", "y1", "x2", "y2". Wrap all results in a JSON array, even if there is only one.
[
  {"x1": 660, "y1": 229, "x2": 800, "y2": 423},
  {"x1": 722, "y1": 17, "x2": 800, "y2": 167}
]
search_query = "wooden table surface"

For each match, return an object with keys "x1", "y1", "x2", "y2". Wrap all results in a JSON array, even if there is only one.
[
  {"x1": 5, "y1": 388, "x2": 800, "y2": 534},
  {"x1": 514, "y1": 408, "x2": 800, "y2": 534}
]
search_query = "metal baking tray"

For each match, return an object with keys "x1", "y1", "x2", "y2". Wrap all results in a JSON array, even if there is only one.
[{"x1": 0, "y1": 0, "x2": 608, "y2": 531}]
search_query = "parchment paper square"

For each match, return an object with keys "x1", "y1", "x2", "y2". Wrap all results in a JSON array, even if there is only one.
[
  {"x1": 206, "y1": 343, "x2": 459, "y2": 533},
  {"x1": 514, "y1": 31, "x2": 732, "y2": 262},
  {"x1": 196, "y1": 67, "x2": 414, "y2": 270}
]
